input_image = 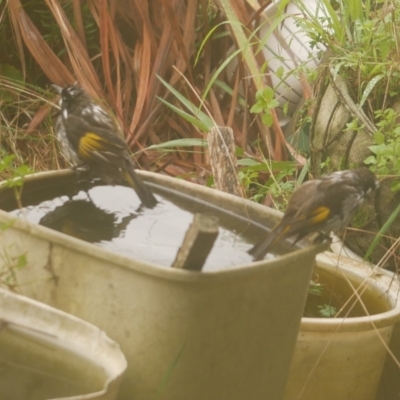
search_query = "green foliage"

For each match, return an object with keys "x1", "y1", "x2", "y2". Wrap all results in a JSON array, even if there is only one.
[
  {"x1": 307, "y1": 280, "x2": 338, "y2": 318},
  {"x1": 308, "y1": 280, "x2": 323, "y2": 296},
  {"x1": 317, "y1": 304, "x2": 337, "y2": 318},
  {"x1": 266, "y1": 171, "x2": 296, "y2": 210},
  {"x1": 6, "y1": 164, "x2": 33, "y2": 188},
  {"x1": 0, "y1": 155, "x2": 17, "y2": 175},
  {"x1": 250, "y1": 87, "x2": 280, "y2": 127},
  {"x1": 296, "y1": 0, "x2": 400, "y2": 182},
  {"x1": 365, "y1": 203, "x2": 400, "y2": 260},
  {"x1": 297, "y1": 0, "x2": 400, "y2": 103},
  {"x1": 238, "y1": 159, "x2": 296, "y2": 208},
  {"x1": 238, "y1": 167, "x2": 260, "y2": 197},
  {"x1": 148, "y1": 139, "x2": 208, "y2": 151},
  {"x1": 0, "y1": 249, "x2": 28, "y2": 290},
  {"x1": 364, "y1": 109, "x2": 400, "y2": 190},
  {"x1": 0, "y1": 155, "x2": 32, "y2": 185},
  {"x1": 157, "y1": 76, "x2": 214, "y2": 132},
  {"x1": 0, "y1": 153, "x2": 33, "y2": 209}
]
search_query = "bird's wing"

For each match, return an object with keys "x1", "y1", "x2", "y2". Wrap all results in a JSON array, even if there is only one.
[{"x1": 64, "y1": 115, "x2": 127, "y2": 165}]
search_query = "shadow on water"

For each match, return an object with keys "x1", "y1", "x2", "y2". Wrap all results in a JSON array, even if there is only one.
[{"x1": 3, "y1": 171, "x2": 268, "y2": 271}]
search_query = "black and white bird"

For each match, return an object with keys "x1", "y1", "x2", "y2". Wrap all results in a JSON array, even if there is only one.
[
  {"x1": 53, "y1": 84, "x2": 157, "y2": 208},
  {"x1": 248, "y1": 168, "x2": 379, "y2": 261}
]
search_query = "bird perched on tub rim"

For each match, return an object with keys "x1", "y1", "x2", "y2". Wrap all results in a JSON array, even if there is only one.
[
  {"x1": 52, "y1": 84, "x2": 157, "y2": 208},
  {"x1": 248, "y1": 167, "x2": 379, "y2": 261}
]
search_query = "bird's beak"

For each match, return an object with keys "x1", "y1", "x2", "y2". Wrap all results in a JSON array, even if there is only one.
[{"x1": 51, "y1": 84, "x2": 63, "y2": 94}]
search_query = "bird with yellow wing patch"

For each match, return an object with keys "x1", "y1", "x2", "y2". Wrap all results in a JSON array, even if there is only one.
[{"x1": 53, "y1": 84, "x2": 157, "y2": 208}]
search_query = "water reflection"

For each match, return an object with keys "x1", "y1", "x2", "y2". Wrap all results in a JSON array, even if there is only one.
[
  {"x1": 39, "y1": 200, "x2": 135, "y2": 243},
  {"x1": 9, "y1": 184, "x2": 259, "y2": 270}
]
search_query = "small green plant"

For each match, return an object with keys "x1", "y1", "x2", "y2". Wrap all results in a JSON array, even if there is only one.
[
  {"x1": 308, "y1": 279, "x2": 323, "y2": 296},
  {"x1": 0, "y1": 248, "x2": 28, "y2": 291},
  {"x1": 250, "y1": 87, "x2": 280, "y2": 127},
  {"x1": 306, "y1": 280, "x2": 338, "y2": 318},
  {"x1": 317, "y1": 304, "x2": 338, "y2": 318},
  {"x1": 0, "y1": 154, "x2": 34, "y2": 209},
  {"x1": 364, "y1": 108, "x2": 400, "y2": 190},
  {"x1": 236, "y1": 158, "x2": 296, "y2": 206},
  {"x1": 289, "y1": 0, "x2": 400, "y2": 266},
  {"x1": 296, "y1": 0, "x2": 400, "y2": 177},
  {"x1": 0, "y1": 154, "x2": 33, "y2": 182}
]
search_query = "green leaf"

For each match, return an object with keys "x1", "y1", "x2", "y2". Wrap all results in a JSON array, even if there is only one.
[
  {"x1": 364, "y1": 155, "x2": 376, "y2": 165},
  {"x1": 268, "y1": 99, "x2": 280, "y2": 109},
  {"x1": 201, "y1": 47, "x2": 243, "y2": 102},
  {"x1": 276, "y1": 66, "x2": 285, "y2": 79},
  {"x1": 373, "y1": 132, "x2": 385, "y2": 145},
  {"x1": 213, "y1": 80, "x2": 246, "y2": 107},
  {"x1": 368, "y1": 144, "x2": 386, "y2": 155},
  {"x1": 262, "y1": 112, "x2": 273, "y2": 127},
  {"x1": 0, "y1": 64, "x2": 24, "y2": 82},
  {"x1": 157, "y1": 97, "x2": 212, "y2": 132},
  {"x1": 235, "y1": 147, "x2": 244, "y2": 156},
  {"x1": 390, "y1": 180, "x2": 400, "y2": 192},
  {"x1": 250, "y1": 103, "x2": 264, "y2": 113},
  {"x1": 157, "y1": 76, "x2": 213, "y2": 130},
  {"x1": 257, "y1": 11, "x2": 287, "y2": 53},
  {"x1": 359, "y1": 74, "x2": 385, "y2": 107},
  {"x1": 283, "y1": 102, "x2": 289, "y2": 116},
  {"x1": 365, "y1": 203, "x2": 400, "y2": 260},
  {"x1": 148, "y1": 139, "x2": 208, "y2": 150},
  {"x1": 261, "y1": 86, "x2": 274, "y2": 100},
  {"x1": 0, "y1": 155, "x2": 16, "y2": 172},
  {"x1": 318, "y1": 304, "x2": 337, "y2": 318},
  {"x1": 237, "y1": 158, "x2": 263, "y2": 167},
  {"x1": 348, "y1": 0, "x2": 364, "y2": 21},
  {"x1": 297, "y1": 161, "x2": 310, "y2": 185},
  {"x1": 194, "y1": 21, "x2": 232, "y2": 66}
]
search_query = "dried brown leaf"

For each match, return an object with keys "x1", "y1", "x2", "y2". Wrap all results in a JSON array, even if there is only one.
[
  {"x1": 72, "y1": 0, "x2": 87, "y2": 48},
  {"x1": 45, "y1": 0, "x2": 103, "y2": 96},
  {"x1": 128, "y1": 37, "x2": 151, "y2": 136},
  {"x1": 8, "y1": 0, "x2": 74, "y2": 85},
  {"x1": 26, "y1": 104, "x2": 52, "y2": 133},
  {"x1": 99, "y1": 1, "x2": 113, "y2": 101},
  {"x1": 160, "y1": 0, "x2": 194, "y2": 84},
  {"x1": 7, "y1": 0, "x2": 26, "y2": 78}
]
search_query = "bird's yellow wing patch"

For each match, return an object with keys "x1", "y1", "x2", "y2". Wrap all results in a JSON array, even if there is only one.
[
  {"x1": 78, "y1": 132, "x2": 107, "y2": 159},
  {"x1": 310, "y1": 206, "x2": 330, "y2": 223}
]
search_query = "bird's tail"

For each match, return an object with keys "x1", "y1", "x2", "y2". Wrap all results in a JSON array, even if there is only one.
[
  {"x1": 123, "y1": 161, "x2": 158, "y2": 208},
  {"x1": 248, "y1": 224, "x2": 288, "y2": 261}
]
